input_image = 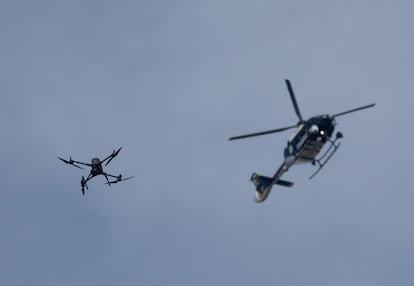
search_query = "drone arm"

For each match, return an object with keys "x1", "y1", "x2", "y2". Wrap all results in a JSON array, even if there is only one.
[
  {"x1": 100, "y1": 154, "x2": 113, "y2": 164},
  {"x1": 105, "y1": 175, "x2": 134, "y2": 185},
  {"x1": 83, "y1": 173, "x2": 93, "y2": 183},
  {"x1": 106, "y1": 173, "x2": 120, "y2": 179},
  {"x1": 58, "y1": 157, "x2": 89, "y2": 169},
  {"x1": 71, "y1": 160, "x2": 92, "y2": 167}
]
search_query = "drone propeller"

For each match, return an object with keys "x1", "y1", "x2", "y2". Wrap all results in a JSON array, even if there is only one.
[
  {"x1": 105, "y1": 176, "x2": 134, "y2": 185},
  {"x1": 332, "y1": 103, "x2": 376, "y2": 118},
  {"x1": 229, "y1": 124, "x2": 299, "y2": 141},
  {"x1": 58, "y1": 157, "x2": 84, "y2": 170},
  {"x1": 105, "y1": 147, "x2": 122, "y2": 166},
  {"x1": 58, "y1": 156, "x2": 70, "y2": 164},
  {"x1": 119, "y1": 176, "x2": 134, "y2": 182},
  {"x1": 285, "y1": 79, "x2": 304, "y2": 123}
]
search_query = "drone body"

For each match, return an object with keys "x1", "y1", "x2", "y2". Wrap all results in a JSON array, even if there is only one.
[
  {"x1": 229, "y1": 79, "x2": 375, "y2": 203},
  {"x1": 58, "y1": 147, "x2": 133, "y2": 195}
]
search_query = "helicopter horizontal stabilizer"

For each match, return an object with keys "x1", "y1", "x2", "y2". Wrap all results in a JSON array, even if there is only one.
[
  {"x1": 250, "y1": 173, "x2": 293, "y2": 194},
  {"x1": 275, "y1": 179, "x2": 294, "y2": 187}
]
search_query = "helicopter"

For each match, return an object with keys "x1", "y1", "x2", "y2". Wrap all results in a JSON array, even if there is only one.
[
  {"x1": 229, "y1": 79, "x2": 375, "y2": 203},
  {"x1": 58, "y1": 147, "x2": 134, "y2": 195}
]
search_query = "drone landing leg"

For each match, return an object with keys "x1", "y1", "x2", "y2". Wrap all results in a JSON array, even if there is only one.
[
  {"x1": 103, "y1": 173, "x2": 111, "y2": 186},
  {"x1": 81, "y1": 174, "x2": 92, "y2": 195}
]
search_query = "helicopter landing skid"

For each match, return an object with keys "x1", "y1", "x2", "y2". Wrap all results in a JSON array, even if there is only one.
[{"x1": 309, "y1": 132, "x2": 343, "y2": 179}]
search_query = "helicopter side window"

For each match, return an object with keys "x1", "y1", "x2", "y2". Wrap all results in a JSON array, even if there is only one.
[{"x1": 288, "y1": 124, "x2": 304, "y2": 143}]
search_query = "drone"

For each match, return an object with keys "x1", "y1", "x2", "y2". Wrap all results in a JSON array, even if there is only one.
[
  {"x1": 58, "y1": 147, "x2": 133, "y2": 195},
  {"x1": 229, "y1": 79, "x2": 375, "y2": 203}
]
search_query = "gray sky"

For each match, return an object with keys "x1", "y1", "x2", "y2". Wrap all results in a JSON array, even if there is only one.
[{"x1": 1, "y1": 0, "x2": 413, "y2": 285}]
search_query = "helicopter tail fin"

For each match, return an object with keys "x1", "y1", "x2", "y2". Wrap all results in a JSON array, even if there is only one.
[{"x1": 250, "y1": 173, "x2": 293, "y2": 193}]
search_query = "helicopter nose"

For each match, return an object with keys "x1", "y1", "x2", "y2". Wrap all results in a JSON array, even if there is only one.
[{"x1": 310, "y1": 124, "x2": 319, "y2": 134}]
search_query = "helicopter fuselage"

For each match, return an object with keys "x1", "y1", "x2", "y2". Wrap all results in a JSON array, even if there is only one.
[{"x1": 284, "y1": 115, "x2": 335, "y2": 165}]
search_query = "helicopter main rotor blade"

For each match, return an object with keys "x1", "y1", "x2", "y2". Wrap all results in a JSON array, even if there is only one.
[
  {"x1": 229, "y1": 125, "x2": 299, "y2": 141},
  {"x1": 332, "y1": 103, "x2": 376, "y2": 118},
  {"x1": 285, "y1": 79, "x2": 304, "y2": 123}
]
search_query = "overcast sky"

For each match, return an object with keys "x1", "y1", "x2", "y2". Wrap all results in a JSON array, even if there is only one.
[{"x1": 1, "y1": 1, "x2": 414, "y2": 285}]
